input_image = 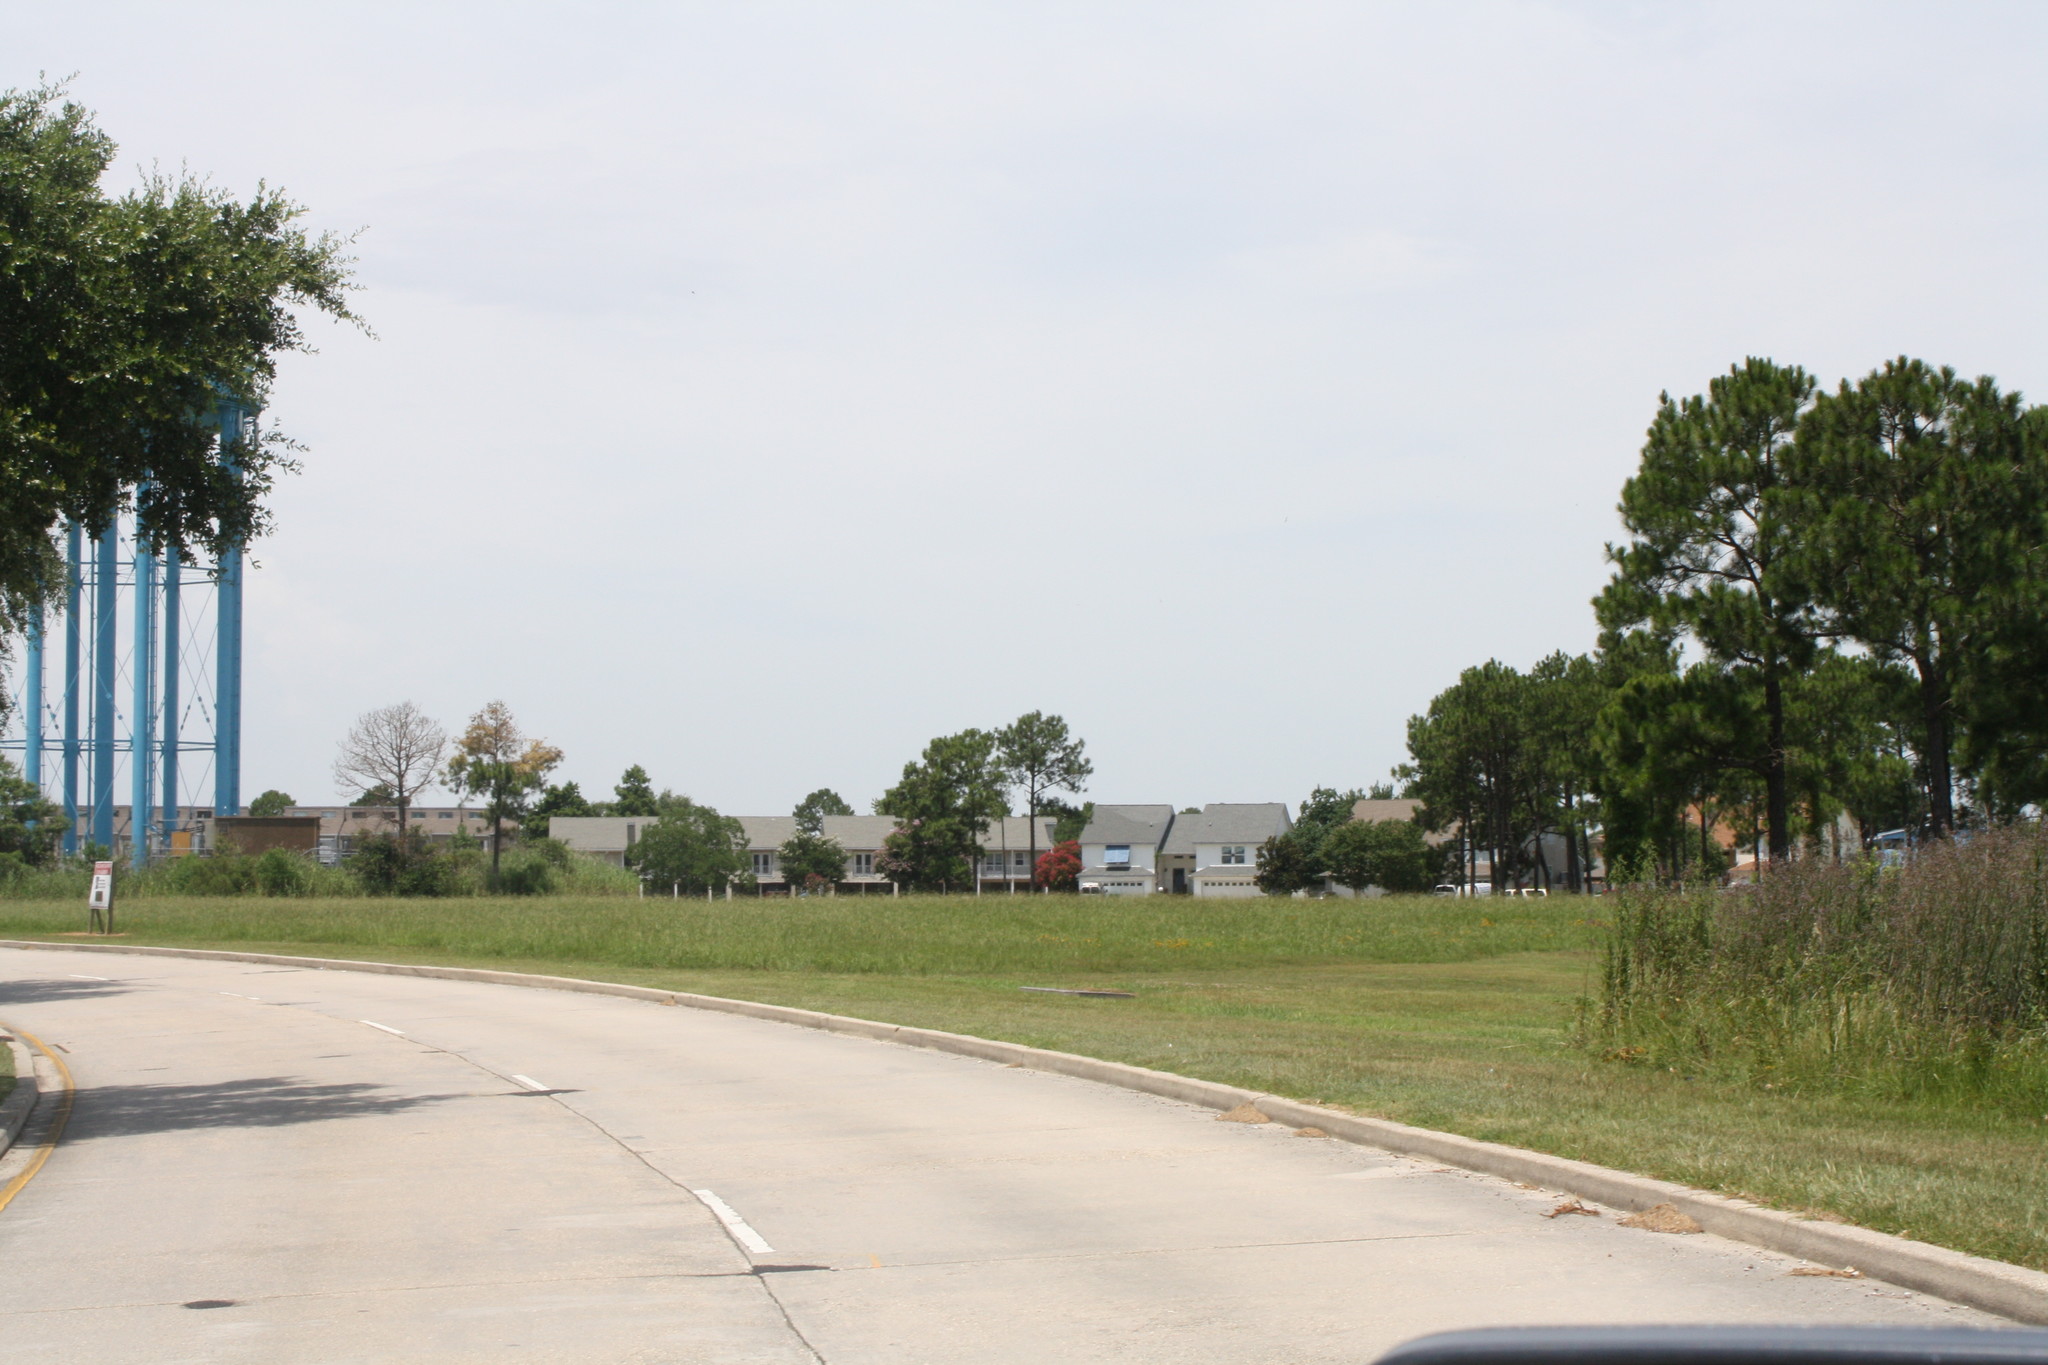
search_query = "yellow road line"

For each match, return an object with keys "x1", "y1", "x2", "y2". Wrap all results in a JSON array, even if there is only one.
[{"x1": 0, "y1": 1024, "x2": 76, "y2": 1216}]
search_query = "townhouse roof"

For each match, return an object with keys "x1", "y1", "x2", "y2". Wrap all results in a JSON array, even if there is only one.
[
  {"x1": 1349, "y1": 796, "x2": 1456, "y2": 847},
  {"x1": 1077, "y1": 805, "x2": 1177, "y2": 847},
  {"x1": 1160, "y1": 803, "x2": 1292, "y2": 855},
  {"x1": 737, "y1": 814, "x2": 901, "y2": 851},
  {"x1": 1351, "y1": 798, "x2": 1423, "y2": 824},
  {"x1": 547, "y1": 815, "x2": 661, "y2": 840},
  {"x1": 979, "y1": 815, "x2": 1061, "y2": 850},
  {"x1": 555, "y1": 812, "x2": 1057, "y2": 854}
]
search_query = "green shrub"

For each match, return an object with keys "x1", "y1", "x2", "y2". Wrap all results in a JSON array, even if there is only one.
[
  {"x1": 525, "y1": 836, "x2": 573, "y2": 870},
  {"x1": 254, "y1": 848, "x2": 314, "y2": 897},
  {"x1": 494, "y1": 848, "x2": 559, "y2": 896},
  {"x1": 159, "y1": 851, "x2": 259, "y2": 896}
]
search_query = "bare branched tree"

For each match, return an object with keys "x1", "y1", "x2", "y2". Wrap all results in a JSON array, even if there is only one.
[{"x1": 333, "y1": 702, "x2": 448, "y2": 839}]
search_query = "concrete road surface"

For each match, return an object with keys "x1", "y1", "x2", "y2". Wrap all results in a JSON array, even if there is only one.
[{"x1": 0, "y1": 946, "x2": 2003, "y2": 1363}]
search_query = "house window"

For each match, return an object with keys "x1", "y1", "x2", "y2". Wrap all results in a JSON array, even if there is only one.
[
  {"x1": 852, "y1": 852, "x2": 875, "y2": 876},
  {"x1": 1106, "y1": 844, "x2": 1131, "y2": 866},
  {"x1": 982, "y1": 852, "x2": 1005, "y2": 872},
  {"x1": 438, "y1": 811, "x2": 452, "y2": 820},
  {"x1": 1013, "y1": 851, "x2": 1028, "y2": 868},
  {"x1": 1221, "y1": 846, "x2": 1246, "y2": 865},
  {"x1": 752, "y1": 852, "x2": 775, "y2": 876}
]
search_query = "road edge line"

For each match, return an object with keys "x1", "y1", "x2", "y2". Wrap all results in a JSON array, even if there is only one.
[{"x1": 5, "y1": 936, "x2": 2045, "y2": 1323}]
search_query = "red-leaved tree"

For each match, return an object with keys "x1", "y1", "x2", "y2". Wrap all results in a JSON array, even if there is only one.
[{"x1": 1034, "y1": 840, "x2": 1082, "y2": 892}]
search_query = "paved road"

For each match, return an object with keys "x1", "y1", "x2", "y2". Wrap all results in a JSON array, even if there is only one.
[{"x1": 0, "y1": 946, "x2": 2000, "y2": 1363}]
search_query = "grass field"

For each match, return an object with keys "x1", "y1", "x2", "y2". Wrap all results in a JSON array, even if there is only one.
[{"x1": 1, "y1": 891, "x2": 2043, "y2": 1270}]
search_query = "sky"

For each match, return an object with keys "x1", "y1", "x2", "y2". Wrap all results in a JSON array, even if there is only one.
[{"x1": 7, "y1": 2, "x2": 2047, "y2": 816}]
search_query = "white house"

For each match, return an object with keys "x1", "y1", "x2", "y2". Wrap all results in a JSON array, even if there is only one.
[
  {"x1": 1076, "y1": 805, "x2": 1177, "y2": 894},
  {"x1": 1160, "y1": 803, "x2": 1293, "y2": 897}
]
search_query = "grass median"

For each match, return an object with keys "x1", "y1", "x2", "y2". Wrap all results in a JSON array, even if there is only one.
[{"x1": 1, "y1": 890, "x2": 2042, "y2": 1270}]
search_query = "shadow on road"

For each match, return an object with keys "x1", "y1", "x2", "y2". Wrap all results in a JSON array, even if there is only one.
[
  {"x1": 0, "y1": 977, "x2": 136, "y2": 1006},
  {"x1": 69, "y1": 1076, "x2": 469, "y2": 1140}
]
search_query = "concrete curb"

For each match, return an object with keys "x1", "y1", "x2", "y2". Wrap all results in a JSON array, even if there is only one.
[
  {"x1": 0, "y1": 1032, "x2": 39, "y2": 1160},
  {"x1": 8, "y1": 937, "x2": 2047, "y2": 1324}
]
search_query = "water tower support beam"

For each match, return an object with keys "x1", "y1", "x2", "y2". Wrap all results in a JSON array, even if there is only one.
[
  {"x1": 162, "y1": 547, "x2": 181, "y2": 848},
  {"x1": 60, "y1": 523, "x2": 80, "y2": 855},
  {"x1": 131, "y1": 537, "x2": 156, "y2": 868}
]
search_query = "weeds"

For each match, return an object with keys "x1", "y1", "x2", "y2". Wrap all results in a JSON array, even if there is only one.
[
  {"x1": 1583, "y1": 827, "x2": 2048, "y2": 1111},
  {"x1": 0, "y1": 840, "x2": 641, "y2": 901}
]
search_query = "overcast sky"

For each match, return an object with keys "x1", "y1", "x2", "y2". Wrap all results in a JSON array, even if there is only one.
[{"x1": 9, "y1": 3, "x2": 2046, "y2": 815}]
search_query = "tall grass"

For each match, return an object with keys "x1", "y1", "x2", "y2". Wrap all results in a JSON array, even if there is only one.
[
  {"x1": 1585, "y1": 827, "x2": 2048, "y2": 1110},
  {"x1": 0, "y1": 844, "x2": 639, "y2": 900},
  {"x1": 0, "y1": 891, "x2": 1593, "y2": 974}
]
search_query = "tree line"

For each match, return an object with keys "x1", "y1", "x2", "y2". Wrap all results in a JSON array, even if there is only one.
[
  {"x1": 634, "y1": 711, "x2": 1095, "y2": 896},
  {"x1": 354, "y1": 709, "x2": 1098, "y2": 898},
  {"x1": 1401, "y1": 357, "x2": 2048, "y2": 885}
]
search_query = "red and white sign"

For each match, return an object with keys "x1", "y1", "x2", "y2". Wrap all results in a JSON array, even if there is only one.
[{"x1": 88, "y1": 860, "x2": 114, "y2": 912}]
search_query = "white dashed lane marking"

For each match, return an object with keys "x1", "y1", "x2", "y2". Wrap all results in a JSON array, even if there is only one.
[{"x1": 693, "y1": 1189, "x2": 776, "y2": 1255}]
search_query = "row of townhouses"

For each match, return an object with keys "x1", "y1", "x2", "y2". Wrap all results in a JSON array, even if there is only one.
[
  {"x1": 549, "y1": 814, "x2": 1062, "y2": 894},
  {"x1": 551, "y1": 802, "x2": 1306, "y2": 896}
]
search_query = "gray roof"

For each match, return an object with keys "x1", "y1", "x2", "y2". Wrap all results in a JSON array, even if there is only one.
[
  {"x1": 547, "y1": 815, "x2": 666, "y2": 851},
  {"x1": 979, "y1": 815, "x2": 1061, "y2": 850},
  {"x1": 737, "y1": 813, "x2": 1054, "y2": 853},
  {"x1": 1161, "y1": 803, "x2": 1292, "y2": 854},
  {"x1": 1351, "y1": 797, "x2": 1455, "y2": 846},
  {"x1": 1078, "y1": 805, "x2": 1176, "y2": 847},
  {"x1": 738, "y1": 814, "x2": 900, "y2": 851}
]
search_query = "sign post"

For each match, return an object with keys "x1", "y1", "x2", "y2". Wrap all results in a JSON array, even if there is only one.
[{"x1": 87, "y1": 859, "x2": 115, "y2": 934}]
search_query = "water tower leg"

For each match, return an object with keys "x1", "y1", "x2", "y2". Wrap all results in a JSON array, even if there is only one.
[
  {"x1": 61, "y1": 524, "x2": 81, "y2": 856},
  {"x1": 162, "y1": 547, "x2": 181, "y2": 851},
  {"x1": 24, "y1": 609, "x2": 42, "y2": 790},
  {"x1": 91, "y1": 521, "x2": 117, "y2": 851},
  {"x1": 131, "y1": 537, "x2": 156, "y2": 868}
]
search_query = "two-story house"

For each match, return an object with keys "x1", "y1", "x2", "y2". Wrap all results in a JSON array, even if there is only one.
[
  {"x1": 1159, "y1": 803, "x2": 1293, "y2": 896},
  {"x1": 972, "y1": 815, "x2": 1063, "y2": 892},
  {"x1": 736, "y1": 814, "x2": 901, "y2": 892},
  {"x1": 1076, "y1": 805, "x2": 1177, "y2": 894}
]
